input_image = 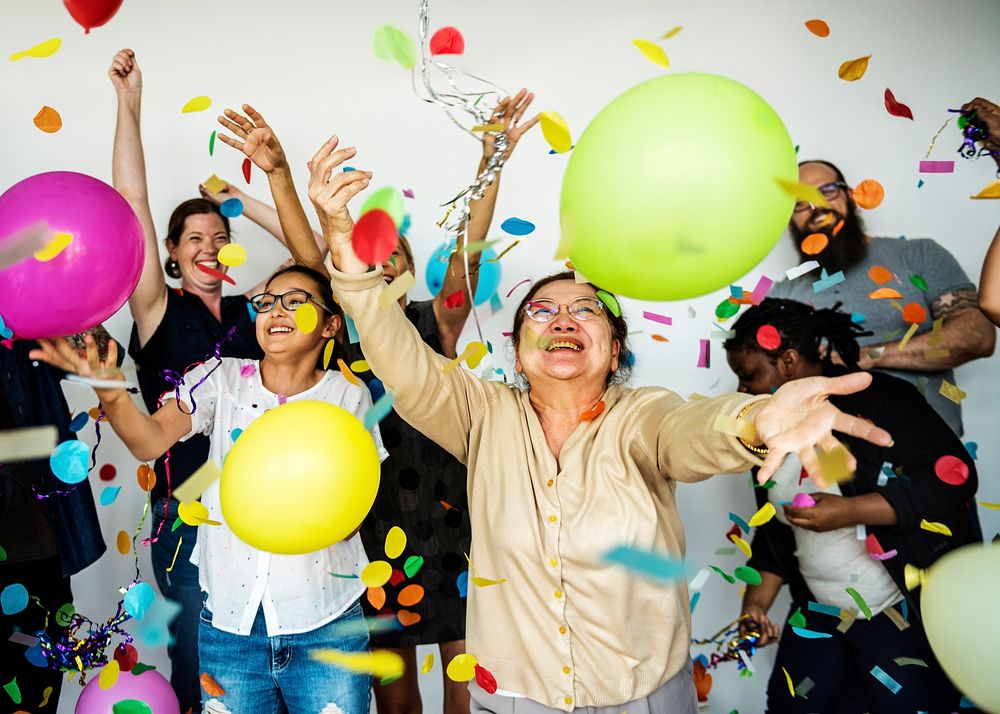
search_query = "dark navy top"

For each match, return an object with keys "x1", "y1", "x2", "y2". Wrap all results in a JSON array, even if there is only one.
[{"x1": 128, "y1": 288, "x2": 262, "y2": 502}]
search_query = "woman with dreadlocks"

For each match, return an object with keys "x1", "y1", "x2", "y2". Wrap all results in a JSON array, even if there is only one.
[{"x1": 723, "y1": 298, "x2": 979, "y2": 714}]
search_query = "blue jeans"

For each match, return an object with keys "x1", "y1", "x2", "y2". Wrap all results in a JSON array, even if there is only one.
[
  {"x1": 150, "y1": 497, "x2": 203, "y2": 713},
  {"x1": 199, "y1": 600, "x2": 372, "y2": 714}
]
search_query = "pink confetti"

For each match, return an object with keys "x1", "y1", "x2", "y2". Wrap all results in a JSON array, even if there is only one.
[
  {"x1": 697, "y1": 339, "x2": 710, "y2": 368},
  {"x1": 277, "y1": 393, "x2": 287, "y2": 405},
  {"x1": 239, "y1": 364, "x2": 257, "y2": 378},
  {"x1": 501, "y1": 331, "x2": 512, "y2": 337},
  {"x1": 791, "y1": 492, "x2": 816, "y2": 509},
  {"x1": 918, "y1": 160, "x2": 954, "y2": 174},
  {"x1": 505, "y1": 279, "x2": 531, "y2": 298},
  {"x1": 870, "y1": 549, "x2": 898, "y2": 561},
  {"x1": 403, "y1": 188, "x2": 415, "y2": 198},
  {"x1": 642, "y1": 310, "x2": 673, "y2": 326},
  {"x1": 749, "y1": 275, "x2": 774, "y2": 305}
]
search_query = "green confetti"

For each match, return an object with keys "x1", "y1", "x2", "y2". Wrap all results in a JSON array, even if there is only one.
[
  {"x1": 373, "y1": 25, "x2": 417, "y2": 69},
  {"x1": 113, "y1": 699, "x2": 152, "y2": 714},
  {"x1": 3, "y1": 677, "x2": 21, "y2": 705},
  {"x1": 845, "y1": 587, "x2": 873, "y2": 620},
  {"x1": 596, "y1": 290, "x2": 621, "y2": 317},
  {"x1": 380, "y1": 672, "x2": 404, "y2": 686},
  {"x1": 909, "y1": 273, "x2": 927, "y2": 291},
  {"x1": 131, "y1": 662, "x2": 157, "y2": 675},
  {"x1": 709, "y1": 565, "x2": 735, "y2": 584},
  {"x1": 171, "y1": 516, "x2": 184, "y2": 532},
  {"x1": 403, "y1": 555, "x2": 424, "y2": 578},
  {"x1": 209, "y1": 130, "x2": 216, "y2": 156},
  {"x1": 715, "y1": 297, "x2": 740, "y2": 319},
  {"x1": 894, "y1": 657, "x2": 928, "y2": 667},
  {"x1": 788, "y1": 606, "x2": 806, "y2": 628},
  {"x1": 734, "y1": 566, "x2": 762, "y2": 585},
  {"x1": 329, "y1": 572, "x2": 360, "y2": 579},
  {"x1": 0, "y1": 544, "x2": 6, "y2": 561},
  {"x1": 55, "y1": 602, "x2": 75, "y2": 627}
]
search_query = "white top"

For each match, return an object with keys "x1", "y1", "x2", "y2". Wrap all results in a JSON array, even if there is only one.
[
  {"x1": 163, "y1": 358, "x2": 387, "y2": 637},
  {"x1": 767, "y1": 456, "x2": 902, "y2": 615}
]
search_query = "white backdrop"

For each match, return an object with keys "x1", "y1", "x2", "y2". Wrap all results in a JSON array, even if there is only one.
[{"x1": 2, "y1": 1, "x2": 998, "y2": 712}]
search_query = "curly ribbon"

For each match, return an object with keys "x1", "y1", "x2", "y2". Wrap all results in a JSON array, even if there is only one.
[{"x1": 691, "y1": 615, "x2": 761, "y2": 670}]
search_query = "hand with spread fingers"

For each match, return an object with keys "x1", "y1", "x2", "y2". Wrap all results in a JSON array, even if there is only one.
[
  {"x1": 29, "y1": 335, "x2": 125, "y2": 405},
  {"x1": 482, "y1": 88, "x2": 541, "y2": 162},
  {"x1": 307, "y1": 137, "x2": 372, "y2": 241},
  {"x1": 217, "y1": 104, "x2": 289, "y2": 174}
]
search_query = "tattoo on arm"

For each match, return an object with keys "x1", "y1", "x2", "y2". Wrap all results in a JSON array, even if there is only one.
[{"x1": 931, "y1": 288, "x2": 980, "y2": 320}]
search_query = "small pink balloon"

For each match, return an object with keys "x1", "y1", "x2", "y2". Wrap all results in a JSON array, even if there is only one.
[
  {"x1": 75, "y1": 669, "x2": 179, "y2": 713},
  {"x1": 791, "y1": 492, "x2": 816, "y2": 509}
]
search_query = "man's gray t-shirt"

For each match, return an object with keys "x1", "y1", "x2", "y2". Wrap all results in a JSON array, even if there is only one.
[{"x1": 769, "y1": 237, "x2": 974, "y2": 436}]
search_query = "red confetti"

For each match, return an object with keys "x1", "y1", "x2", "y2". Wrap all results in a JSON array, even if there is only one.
[
  {"x1": 884, "y1": 88, "x2": 914, "y2": 120},
  {"x1": 389, "y1": 569, "x2": 406, "y2": 587},
  {"x1": 196, "y1": 263, "x2": 236, "y2": 285},
  {"x1": 443, "y1": 290, "x2": 465, "y2": 309},
  {"x1": 725, "y1": 523, "x2": 741, "y2": 541},
  {"x1": 934, "y1": 455, "x2": 969, "y2": 486},
  {"x1": 865, "y1": 533, "x2": 885, "y2": 556},
  {"x1": 430, "y1": 26, "x2": 465, "y2": 56},
  {"x1": 474, "y1": 664, "x2": 498, "y2": 694},
  {"x1": 579, "y1": 400, "x2": 605, "y2": 421},
  {"x1": 756, "y1": 324, "x2": 781, "y2": 350},
  {"x1": 352, "y1": 209, "x2": 398, "y2": 265},
  {"x1": 505, "y1": 278, "x2": 531, "y2": 298},
  {"x1": 242, "y1": 158, "x2": 252, "y2": 184},
  {"x1": 901, "y1": 303, "x2": 927, "y2": 325},
  {"x1": 99, "y1": 464, "x2": 117, "y2": 481},
  {"x1": 114, "y1": 643, "x2": 138, "y2": 672}
]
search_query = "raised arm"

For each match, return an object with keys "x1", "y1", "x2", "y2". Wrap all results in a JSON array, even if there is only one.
[
  {"x1": 28, "y1": 337, "x2": 190, "y2": 462},
  {"x1": 433, "y1": 90, "x2": 540, "y2": 355},
  {"x1": 980, "y1": 224, "x2": 1000, "y2": 327},
  {"x1": 199, "y1": 180, "x2": 310, "y2": 246},
  {"x1": 109, "y1": 49, "x2": 167, "y2": 337}
]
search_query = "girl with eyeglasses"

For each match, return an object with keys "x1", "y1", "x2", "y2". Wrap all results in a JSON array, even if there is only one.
[{"x1": 30, "y1": 264, "x2": 387, "y2": 714}]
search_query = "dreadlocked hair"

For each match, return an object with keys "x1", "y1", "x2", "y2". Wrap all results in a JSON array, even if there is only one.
[{"x1": 723, "y1": 298, "x2": 872, "y2": 374}]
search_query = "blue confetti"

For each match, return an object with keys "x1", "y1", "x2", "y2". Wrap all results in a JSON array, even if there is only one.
[
  {"x1": 400, "y1": 213, "x2": 411, "y2": 236},
  {"x1": 728, "y1": 512, "x2": 751, "y2": 534},
  {"x1": 68, "y1": 412, "x2": 89, "y2": 433},
  {"x1": 601, "y1": 545, "x2": 686, "y2": 582},
  {"x1": 25, "y1": 643, "x2": 48, "y2": 668},
  {"x1": 850, "y1": 312, "x2": 866, "y2": 324},
  {"x1": 792, "y1": 627, "x2": 832, "y2": 639},
  {"x1": 231, "y1": 428, "x2": 243, "y2": 443},
  {"x1": 807, "y1": 601, "x2": 841, "y2": 617},
  {"x1": 489, "y1": 293, "x2": 503, "y2": 315},
  {"x1": 343, "y1": 166, "x2": 356, "y2": 172},
  {"x1": 959, "y1": 696, "x2": 976, "y2": 708},
  {"x1": 964, "y1": 441, "x2": 978, "y2": 460},
  {"x1": 367, "y1": 377, "x2": 385, "y2": 402},
  {"x1": 99, "y1": 486, "x2": 122, "y2": 506},
  {"x1": 548, "y1": 145, "x2": 575, "y2": 154},
  {"x1": 729, "y1": 285, "x2": 744, "y2": 299},
  {"x1": 690, "y1": 591, "x2": 701, "y2": 613},
  {"x1": 1, "y1": 583, "x2": 29, "y2": 615},
  {"x1": 0, "y1": 313, "x2": 12, "y2": 340},
  {"x1": 900, "y1": 599, "x2": 908, "y2": 621},
  {"x1": 130, "y1": 596, "x2": 181, "y2": 648},
  {"x1": 363, "y1": 391, "x2": 395, "y2": 431},
  {"x1": 500, "y1": 217, "x2": 535, "y2": 236},
  {"x1": 813, "y1": 269, "x2": 846, "y2": 293},
  {"x1": 456, "y1": 570, "x2": 469, "y2": 598},
  {"x1": 123, "y1": 582, "x2": 156, "y2": 620},
  {"x1": 870, "y1": 665, "x2": 901, "y2": 694},
  {"x1": 344, "y1": 314, "x2": 360, "y2": 344},
  {"x1": 917, "y1": 179, "x2": 924, "y2": 188},
  {"x1": 49, "y1": 440, "x2": 90, "y2": 484},
  {"x1": 247, "y1": 302, "x2": 257, "y2": 321},
  {"x1": 219, "y1": 198, "x2": 244, "y2": 218}
]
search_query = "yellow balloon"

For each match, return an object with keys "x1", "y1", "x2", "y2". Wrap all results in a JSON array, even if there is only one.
[
  {"x1": 921, "y1": 544, "x2": 1000, "y2": 713},
  {"x1": 220, "y1": 400, "x2": 380, "y2": 554}
]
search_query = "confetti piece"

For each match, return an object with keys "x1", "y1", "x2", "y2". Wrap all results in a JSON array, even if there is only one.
[
  {"x1": 208, "y1": 130, "x2": 216, "y2": 156},
  {"x1": 641, "y1": 310, "x2": 672, "y2": 326},
  {"x1": 869, "y1": 666, "x2": 901, "y2": 694},
  {"x1": 471, "y1": 123, "x2": 505, "y2": 133},
  {"x1": 919, "y1": 159, "x2": 956, "y2": 174},
  {"x1": 709, "y1": 565, "x2": 735, "y2": 584},
  {"x1": 446, "y1": 654, "x2": 478, "y2": 682},
  {"x1": 971, "y1": 179, "x2": 1000, "y2": 199},
  {"x1": 579, "y1": 400, "x2": 605, "y2": 421},
  {"x1": 116, "y1": 530, "x2": 130, "y2": 555},
  {"x1": 99, "y1": 486, "x2": 122, "y2": 506},
  {"x1": 398, "y1": 584, "x2": 424, "y2": 607},
  {"x1": 123, "y1": 582, "x2": 155, "y2": 620},
  {"x1": 728, "y1": 535, "x2": 751, "y2": 558},
  {"x1": 894, "y1": 657, "x2": 928, "y2": 667},
  {"x1": 367, "y1": 587, "x2": 386, "y2": 610},
  {"x1": 373, "y1": 25, "x2": 417, "y2": 68},
  {"x1": 748, "y1": 503, "x2": 776, "y2": 527},
  {"x1": 900, "y1": 302, "x2": 927, "y2": 324},
  {"x1": 289, "y1": 302, "x2": 318, "y2": 334},
  {"x1": 869, "y1": 287, "x2": 903, "y2": 299},
  {"x1": 0, "y1": 426, "x2": 57, "y2": 462},
  {"x1": 39, "y1": 685, "x2": 53, "y2": 707},
  {"x1": 808, "y1": 601, "x2": 842, "y2": 617},
  {"x1": 165, "y1": 537, "x2": 183, "y2": 572},
  {"x1": 714, "y1": 414, "x2": 756, "y2": 442},
  {"x1": 1, "y1": 584, "x2": 29, "y2": 615},
  {"x1": 379, "y1": 268, "x2": 415, "y2": 309},
  {"x1": 919, "y1": 519, "x2": 952, "y2": 536},
  {"x1": 241, "y1": 157, "x2": 252, "y2": 184},
  {"x1": 756, "y1": 324, "x2": 781, "y2": 350},
  {"x1": 364, "y1": 391, "x2": 396, "y2": 431},
  {"x1": 749, "y1": 275, "x2": 773, "y2": 305},
  {"x1": 786, "y1": 260, "x2": 820, "y2": 280},
  {"x1": 443, "y1": 290, "x2": 465, "y2": 310},
  {"x1": 49, "y1": 440, "x2": 89, "y2": 484},
  {"x1": 419, "y1": 653, "x2": 435, "y2": 674},
  {"x1": 173, "y1": 460, "x2": 221, "y2": 502},
  {"x1": 883, "y1": 89, "x2": 913, "y2": 120},
  {"x1": 775, "y1": 178, "x2": 829, "y2": 208},
  {"x1": 978, "y1": 500, "x2": 1000, "y2": 510},
  {"x1": 601, "y1": 546, "x2": 685, "y2": 582},
  {"x1": 791, "y1": 627, "x2": 831, "y2": 639},
  {"x1": 362, "y1": 561, "x2": 392, "y2": 588},
  {"x1": 200, "y1": 673, "x2": 225, "y2": 697},
  {"x1": 661, "y1": 25, "x2": 683, "y2": 39},
  {"x1": 938, "y1": 380, "x2": 967, "y2": 405},
  {"x1": 867, "y1": 265, "x2": 893, "y2": 285},
  {"x1": 791, "y1": 492, "x2": 815, "y2": 509},
  {"x1": 632, "y1": 39, "x2": 669, "y2": 68},
  {"x1": 178, "y1": 501, "x2": 220, "y2": 527},
  {"x1": 352, "y1": 209, "x2": 399, "y2": 265},
  {"x1": 897, "y1": 322, "x2": 919, "y2": 351},
  {"x1": 471, "y1": 576, "x2": 507, "y2": 587},
  {"x1": 804, "y1": 19, "x2": 830, "y2": 37},
  {"x1": 113, "y1": 700, "x2": 152, "y2": 714},
  {"x1": 734, "y1": 566, "x2": 761, "y2": 585},
  {"x1": 403, "y1": 555, "x2": 424, "y2": 578},
  {"x1": 845, "y1": 587, "x2": 872, "y2": 620},
  {"x1": 384, "y1": 526, "x2": 406, "y2": 559},
  {"x1": 787, "y1": 607, "x2": 806, "y2": 628},
  {"x1": 715, "y1": 298, "x2": 740, "y2": 320},
  {"x1": 33, "y1": 232, "x2": 73, "y2": 262},
  {"x1": 430, "y1": 26, "x2": 465, "y2": 55},
  {"x1": 812, "y1": 269, "x2": 845, "y2": 292},
  {"x1": 884, "y1": 605, "x2": 910, "y2": 631},
  {"x1": 217, "y1": 243, "x2": 247, "y2": 268},
  {"x1": 596, "y1": 290, "x2": 620, "y2": 317},
  {"x1": 219, "y1": 198, "x2": 244, "y2": 219},
  {"x1": 197, "y1": 263, "x2": 235, "y2": 285},
  {"x1": 32, "y1": 105, "x2": 62, "y2": 133},
  {"x1": 98, "y1": 660, "x2": 120, "y2": 689},
  {"x1": 313, "y1": 649, "x2": 405, "y2": 678},
  {"x1": 500, "y1": 217, "x2": 535, "y2": 236},
  {"x1": 801, "y1": 233, "x2": 828, "y2": 255},
  {"x1": 782, "y1": 667, "x2": 795, "y2": 697},
  {"x1": 816, "y1": 444, "x2": 854, "y2": 483},
  {"x1": 853, "y1": 179, "x2": 884, "y2": 209},
  {"x1": 697, "y1": 339, "x2": 710, "y2": 368},
  {"x1": 202, "y1": 174, "x2": 227, "y2": 194},
  {"x1": 181, "y1": 96, "x2": 211, "y2": 113},
  {"x1": 9, "y1": 38, "x2": 61, "y2": 61},
  {"x1": 539, "y1": 111, "x2": 572, "y2": 153},
  {"x1": 729, "y1": 512, "x2": 751, "y2": 534},
  {"x1": 475, "y1": 663, "x2": 498, "y2": 694},
  {"x1": 838, "y1": 55, "x2": 871, "y2": 82}
]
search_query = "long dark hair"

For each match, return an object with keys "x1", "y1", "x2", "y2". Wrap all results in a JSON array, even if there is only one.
[
  {"x1": 164, "y1": 199, "x2": 231, "y2": 279},
  {"x1": 263, "y1": 264, "x2": 347, "y2": 371},
  {"x1": 723, "y1": 298, "x2": 871, "y2": 374},
  {"x1": 510, "y1": 271, "x2": 634, "y2": 385}
]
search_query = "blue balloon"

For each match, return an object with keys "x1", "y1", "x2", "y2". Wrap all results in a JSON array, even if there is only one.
[
  {"x1": 49, "y1": 439, "x2": 89, "y2": 484},
  {"x1": 424, "y1": 239, "x2": 501, "y2": 306}
]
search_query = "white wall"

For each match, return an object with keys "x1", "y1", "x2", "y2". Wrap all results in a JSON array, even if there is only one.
[{"x1": 2, "y1": 1, "x2": 998, "y2": 712}]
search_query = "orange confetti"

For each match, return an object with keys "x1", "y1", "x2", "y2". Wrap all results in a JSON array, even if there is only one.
[
  {"x1": 853, "y1": 180, "x2": 884, "y2": 209},
  {"x1": 200, "y1": 673, "x2": 225, "y2": 697},
  {"x1": 801, "y1": 233, "x2": 829, "y2": 255},
  {"x1": 398, "y1": 584, "x2": 425, "y2": 607},
  {"x1": 867, "y1": 266, "x2": 893, "y2": 285},
  {"x1": 901, "y1": 303, "x2": 927, "y2": 324},
  {"x1": 33, "y1": 105, "x2": 62, "y2": 133},
  {"x1": 337, "y1": 358, "x2": 360, "y2": 386},
  {"x1": 136, "y1": 464, "x2": 156, "y2": 492},
  {"x1": 397, "y1": 610, "x2": 421, "y2": 627},
  {"x1": 832, "y1": 219, "x2": 845, "y2": 236},
  {"x1": 804, "y1": 19, "x2": 830, "y2": 37},
  {"x1": 439, "y1": 500, "x2": 460, "y2": 512},
  {"x1": 87, "y1": 406, "x2": 102, "y2": 419},
  {"x1": 579, "y1": 400, "x2": 605, "y2": 421},
  {"x1": 651, "y1": 334, "x2": 670, "y2": 342},
  {"x1": 869, "y1": 288, "x2": 903, "y2": 300},
  {"x1": 838, "y1": 55, "x2": 871, "y2": 82},
  {"x1": 367, "y1": 586, "x2": 386, "y2": 610},
  {"x1": 116, "y1": 530, "x2": 130, "y2": 555}
]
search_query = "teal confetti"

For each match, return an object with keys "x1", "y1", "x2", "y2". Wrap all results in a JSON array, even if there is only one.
[
  {"x1": 690, "y1": 591, "x2": 700, "y2": 612},
  {"x1": 344, "y1": 314, "x2": 360, "y2": 344},
  {"x1": 99, "y1": 486, "x2": 122, "y2": 506},
  {"x1": 601, "y1": 546, "x2": 685, "y2": 582},
  {"x1": 49, "y1": 439, "x2": 89, "y2": 484},
  {"x1": 329, "y1": 572, "x2": 360, "y2": 579},
  {"x1": 845, "y1": 587, "x2": 873, "y2": 620},
  {"x1": 869, "y1": 665, "x2": 901, "y2": 694},
  {"x1": 791, "y1": 627, "x2": 831, "y2": 639},
  {"x1": 1, "y1": 584, "x2": 29, "y2": 615},
  {"x1": 219, "y1": 198, "x2": 244, "y2": 218},
  {"x1": 964, "y1": 441, "x2": 978, "y2": 460},
  {"x1": 364, "y1": 391, "x2": 395, "y2": 431},
  {"x1": 231, "y1": 427, "x2": 243, "y2": 443},
  {"x1": 728, "y1": 512, "x2": 750, "y2": 533},
  {"x1": 500, "y1": 217, "x2": 536, "y2": 236},
  {"x1": 123, "y1": 582, "x2": 156, "y2": 620},
  {"x1": 807, "y1": 601, "x2": 841, "y2": 617},
  {"x1": 917, "y1": 179, "x2": 924, "y2": 188}
]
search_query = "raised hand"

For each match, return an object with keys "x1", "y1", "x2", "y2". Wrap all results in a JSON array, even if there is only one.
[
  {"x1": 753, "y1": 372, "x2": 893, "y2": 485},
  {"x1": 108, "y1": 48, "x2": 141, "y2": 95},
  {"x1": 217, "y1": 104, "x2": 288, "y2": 174},
  {"x1": 28, "y1": 335, "x2": 126, "y2": 405},
  {"x1": 306, "y1": 136, "x2": 372, "y2": 239},
  {"x1": 483, "y1": 88, "x2": 540, "y2": 161},
  {"x1": 198, "y1": 180, "x2": 244, "y2": 206},
  {"x1": 961, "y1": 97, "x2": 1000, "y2": 156}
]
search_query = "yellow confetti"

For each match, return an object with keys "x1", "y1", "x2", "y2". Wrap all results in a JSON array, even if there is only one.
[
  {"x1": 33, "y1": 105, "x2": 63, "y2": 133},
  {"x1": 729, "y1": 534, "x2": 752, "y2": 558},
  {"x1": 938, "y1": 380, "x2": 967, "y2": 405},
  {"x1": 294, "y1": 302, "x2": 318, "y2": 333},
  {"x1": 471, "y1": 123, "x2": 505, "y2": 133},
  {"x1": 379, "y1": 270, "x2": 415, "y2": 309},
  {"x1": 661, "y1": 25, "x2": 683, "y2": 39},
  {"x1": 748, "y1": 502, "x2": 776, "y2": 528},
  {"x1": 311, "y1": 649, "x2": 404, "y2": 678},
  {"x1": 919, "y1": 519, "x2": 952, "y2": 536},
  {"x1": 632, "y1": 39, "x2": 670, "y2": 69},
  {"x1": 361, "y1": 560, "x2": 392, "y2": 588},
  {"x1": 218, "y1": 243, "x2": 247, "y2": 267},
  {"x1": 421, "y1": 653, "x2": 434, "y2": 674},
  {"x1": 539, "y1": 111, "x2": 572, "y2": 153},
  {"x1": 903, "y1": 563, "x2": 926, "y2": 591},
  {"x1": 350, "y1": 360, "x2": 370, "y2": 373},
  {"x1": 33, "y1": 232, "x2": 73, "y2": 262},
  {"x1": 98, "y1": 660, "x2": 120, "y2": 690},
  {"x1": 322, "y1": 340, "x2": 336, "y2": 370},
  {"x1": 202, "y1": 174, "x2": 227, "y2": 194},
  {"x1": 929, "y1": 318, "x2": 944, "y2": 346},
  {"x1": 970, "y1": 179, "x2": 1000, "y2": 199},
  {"x1": 385, "y1": 526, "x2": 407, "y2": 559},
  {"x1": 173, "y1": 460, "x2": 221, "y2": 502},
  {"x1": 816, "y1": 444, "x2": 854, "y2": 484},
  {"x1": 897, "y1": 322, "x2": 919, "y2": 351},
  {"x1": 471, "y1": 576, "x2": 508, "y2": 587},
  {"x1": 39, "y1": 685, "x2": 53, "y2": 708},
  {"x1": 10, "y1": 38, "x2": 61, "y2": 61},
  {"x1": 166, "y1": 536, "x2": 183, "y2": 573},
  {"x1": 782, "y1": 666, "x2": 795, "y2": 696},
  {"x1": 713, "y1": 413, "x2": 756, "y2": 441},
  {"x1": 464, "y1": 341, "x2": 488, "y2": 368},
  {"x1": 837, "y1": 55, "x2": 871, "y2": 82},
  {"x1": 178, "y1": 501, "x2": 220, "y2": 527},
  {"x1": 978, "y1": 501, "x2": 1000, "y2": 510},
  {"x1": 446, "y1": 653, "x2": 479, "y2": 682},
  {"x1": 775, "y1": 178, "x2": 830, "y2": 208},
  {"x1": 182, "y1": 96, "x2": 212, "y2": 113}
]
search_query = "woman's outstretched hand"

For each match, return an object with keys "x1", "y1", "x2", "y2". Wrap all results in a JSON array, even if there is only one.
[
  {"x1": 483, "y1": 88, "x2": 540, "y2": 162},
  {"x1": 754, "y1": 372, "x2": 892, "y2": 486},
  {"x1": 217, "y1": 104, "x2": 288, "y2": 174},
  {"x1": 108, "y1": 48, "x2": 141, "y2": 96},
  {"x1": 28, "y1": 335, "x2": 126, "y2": 406},
  {"x1": 306, "y1": 136, "x2": 371, "y2": 240}
]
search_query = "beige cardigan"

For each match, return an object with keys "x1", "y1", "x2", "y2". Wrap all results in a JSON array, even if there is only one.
[{"x1": 331, "y1": 266, "x2": 767, "y2": 710}]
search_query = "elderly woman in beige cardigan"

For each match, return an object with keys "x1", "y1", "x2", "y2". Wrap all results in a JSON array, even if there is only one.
[{"x1": 305, "y1": 139, "x2": 891, "y2": 714}]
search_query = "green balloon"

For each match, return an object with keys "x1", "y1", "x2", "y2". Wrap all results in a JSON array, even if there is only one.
[
  {"x1": 561, "y1": 73, "x2": 797, "y2": 301},
  {"x1": 362, "y1": 187, "x2": 405, "y2": 229}
]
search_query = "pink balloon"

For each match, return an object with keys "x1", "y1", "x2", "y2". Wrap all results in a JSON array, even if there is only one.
[
  {"x1": 0, "y1": 172, "x2": 144, "y2": 339},
  {"x1": 791, "y1": 492, "x2": 816, "y2": 509},
  {"x1": 75, "y1": 669, "x2": 179, "y2": 714}
]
